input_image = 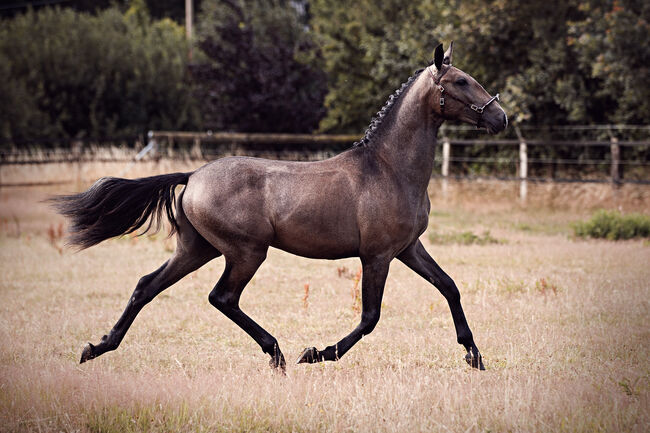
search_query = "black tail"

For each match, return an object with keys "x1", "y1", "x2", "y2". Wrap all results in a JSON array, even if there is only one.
[{"x1": 49, "y1": 172, "x2": 191, "y2": 250}]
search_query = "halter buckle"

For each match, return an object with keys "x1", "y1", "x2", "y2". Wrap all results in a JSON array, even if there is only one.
[{"x1": 471, "y1": 104, "x2": 483, "y2": 114}]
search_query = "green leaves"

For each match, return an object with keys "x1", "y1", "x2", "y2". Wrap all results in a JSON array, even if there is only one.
[
  {"x1": 311, "y1": 0, "x2": 442, "y2": 133},
  {"x1": 0, "y1": 6, "x2": 197, "y2": 143},
  {"x1": 311, "y1": 0, "x2": 649, "y2": 131},
  {"x1": 573, "y1": 210, "x2": 650, "y2": 240},
  {"x1": 1, "y1": 1, "x2": 648, "y2": 142},
  {"x1": 189, "y1": 0, "x2": 327, "y2": 133}
]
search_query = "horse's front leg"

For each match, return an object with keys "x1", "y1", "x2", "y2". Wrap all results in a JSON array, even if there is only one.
[
  {"x1": 297, "y1": 257, "x2": 390, "y2": 364},
  {"x1": 397, "y1": 240, "x2": 485, "y2": 370}
]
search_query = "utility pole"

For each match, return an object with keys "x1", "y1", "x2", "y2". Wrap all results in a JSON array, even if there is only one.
[{"x1": 185, "y1": 0, "x2": 193, "y2": 60}]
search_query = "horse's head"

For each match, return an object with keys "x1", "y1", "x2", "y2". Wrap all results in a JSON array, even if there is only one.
[{"x1": 427, "y1": 42, "x2": 507, "y2": 134}]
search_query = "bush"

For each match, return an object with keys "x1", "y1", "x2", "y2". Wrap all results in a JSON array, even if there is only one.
[
  {"x1": 573, "y1": 210, "x2": 650, "y2": 240},
  {"x1": 0, "y1": 6, "x2": 199, "y2": 144},
  {"x1": 428, "y1": 229, "x2": 502, "y2": 246}
]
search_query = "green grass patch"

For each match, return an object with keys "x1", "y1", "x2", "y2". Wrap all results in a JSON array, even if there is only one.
[
  {"x1": 428, "y1": 229, "x2": 502, "y2": 245},
  {"x1": 84, "y1": 403, "x2": 306, "y2": 433},
  {"x1": 572, "y1": 210, "x2": 650, "y2": 240},
  {"x1": 85, "y1": 403, "x2": 199, "y2": 433}
]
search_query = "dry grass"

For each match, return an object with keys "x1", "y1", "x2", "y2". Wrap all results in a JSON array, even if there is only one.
[{"x1": 0, "y1": 166, "x2": 649, "y2": 432}]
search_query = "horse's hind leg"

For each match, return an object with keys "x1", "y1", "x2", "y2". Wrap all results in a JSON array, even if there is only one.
[
  {"x1": 80, "y1": 203, "x2": 220, "y2": 363},
  {"x1": 397, "y1": 239, "x2": 485, "y2": 370},
  {"x1": 208, "y1": 248, "x2": 286, "y2": 372}
]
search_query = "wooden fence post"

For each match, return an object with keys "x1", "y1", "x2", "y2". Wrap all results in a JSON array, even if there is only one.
[
  {"x1": 515, "y1": 126, "x2": 527, "y2": 203},
  {"x1": 192, "y1": 136, "x2": 202, "y2": 160},
  {"x1": 441, "y1": 136, "x2": 450, "y2": 199},
  {"x1": 610, "y1": 135, "x2": 620, "y2": 185},
  {"x1": 72, "y1": 139, "x2": 82, "y2": 188}
]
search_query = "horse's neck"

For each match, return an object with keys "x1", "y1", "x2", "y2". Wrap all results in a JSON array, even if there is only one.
[{"x1": 373, "y1": 74, "x2": 440, "y2": 195}]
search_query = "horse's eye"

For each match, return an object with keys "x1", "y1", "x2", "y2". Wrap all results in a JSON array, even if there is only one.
[{"x1": 455, "y1": 78, "x2": 468, "y2": 86}]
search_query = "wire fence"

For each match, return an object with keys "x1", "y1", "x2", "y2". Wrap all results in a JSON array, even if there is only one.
[{"x1": 1, "y1": 126, "x2": 649, "y2": 194}]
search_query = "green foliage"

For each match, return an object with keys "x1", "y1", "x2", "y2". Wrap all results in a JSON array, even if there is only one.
[
  {"x1": 569, "y1": 0, "x2": 650, "y2": 124},
  {"x1": 2, "y1": 1, "x2": 648, "y2": 144},
  {"x1": 573, "y1": 210, "x2": 650, "y2": 240},
  {"x1": 191, "y1": 0, "x2": 327, "y2": 133},
  {"x1": 310, "y1": 0, "x2": 445, "y2": 133},
  {"x1": 429, "y1": 229, "x2": 502, "y2": 245},
  {"x1": 0, "y1": 6, "x2": 198, "y2": 143},
  {"x1": 311, "y1": 0, "x2": 650, "y2": 132}
]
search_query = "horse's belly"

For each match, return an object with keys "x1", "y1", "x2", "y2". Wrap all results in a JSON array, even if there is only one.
[{"x1": 271, "y1": 221, "x2": 358, "y2": 259}]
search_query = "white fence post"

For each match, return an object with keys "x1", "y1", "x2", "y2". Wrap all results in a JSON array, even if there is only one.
[
  {"x1": 185, "y1": 0, "x2": 193, "y2": 59},
  {"x1": 515, "y1": 126, "x2": 527, "y2": 203},
  {"x1": 441, "y1": 136, "x2": 450, "y2": 199},
  {"x1": 610, "y1": 135, "x2": 620, "y2": 185},
  {"x1": 192, "y1": 136, "x2": 202, "y2": 159}
]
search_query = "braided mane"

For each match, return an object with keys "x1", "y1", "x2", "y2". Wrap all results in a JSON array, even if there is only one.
[{"x1": 353, "y1": 68, "x2": 425, "y2": 147}]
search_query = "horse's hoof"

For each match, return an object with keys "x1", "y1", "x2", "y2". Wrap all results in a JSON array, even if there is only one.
[
  {"x1": 296, "y1": 347, "x2": 319, "y2": 364},
  {"x1": 465, "y1": 352, "x2": 486, "y2": 370},
  {"x1": 269, "y1": 353, "x2": 287, "y2": 374},
  {"x1": 80, "y1": 343, "x2": 95, "y2": 364}
]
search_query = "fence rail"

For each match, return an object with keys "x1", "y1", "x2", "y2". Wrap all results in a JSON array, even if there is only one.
[
  {"x1": 1, "y1": 128, "x2": 649, "y2": 196},
  {"x1": 146, "y1": 129, "x2": 650, "y2": 196}
]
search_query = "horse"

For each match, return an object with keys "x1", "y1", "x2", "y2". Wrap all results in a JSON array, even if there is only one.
[{"x1": 52, "y1": 42, "x2": 506, "y2": 372}]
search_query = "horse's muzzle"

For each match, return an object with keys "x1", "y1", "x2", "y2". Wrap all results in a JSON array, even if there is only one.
[{"x1": 481, "y1": 109, "x2": 508, "y2": 134}]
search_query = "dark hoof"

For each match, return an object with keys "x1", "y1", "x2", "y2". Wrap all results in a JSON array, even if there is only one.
[
  {"x1": 269, "y1": 353, "x2": 287, "y2": 374},
  {"x1": 465, "y1": 351, "x2": 485, "y2": 370},
  {"x1": 296, "y1": 347, "x2": 320, "y2": 364},
  {"x1": 80, "y1": 343, "x2": 96, "y2": 364}
]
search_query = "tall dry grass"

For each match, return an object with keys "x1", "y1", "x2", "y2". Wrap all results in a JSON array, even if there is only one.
[{"x1": 0, "y1": 163, "x2": 648, "y2": 432}]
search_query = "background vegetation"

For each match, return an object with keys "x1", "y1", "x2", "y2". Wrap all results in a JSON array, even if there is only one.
[
  {"x1": 0, "y1": 2, "x2": 198, "y2": 143},
  {"x1": 0, "y1": 0, "x2": 648, "y2": 143},
  {"x1": 573, "y1": 209, "x2": 650, "y2": 239}
]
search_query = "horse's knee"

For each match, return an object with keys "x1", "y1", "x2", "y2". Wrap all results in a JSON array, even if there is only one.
[{"x1": 208, "y1": 289, "x2": 236, "y2": 312}]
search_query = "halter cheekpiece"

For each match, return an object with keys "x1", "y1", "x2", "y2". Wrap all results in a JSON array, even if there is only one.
[{"x1": 429, "y1": 65, "x2": 500, "y2": 117}]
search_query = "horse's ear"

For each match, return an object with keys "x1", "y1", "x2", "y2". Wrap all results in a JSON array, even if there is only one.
[
  {"x1": 443, "y1": 40, "x2": 453, "y2": 65},
  {"x1": 433, "y1": 43, "x2": 444, "y2": 71}
]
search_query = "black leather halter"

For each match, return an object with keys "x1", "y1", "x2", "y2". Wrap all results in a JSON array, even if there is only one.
[{"x1": 429, "y1": 65, "x2": 500, "y2": 117}]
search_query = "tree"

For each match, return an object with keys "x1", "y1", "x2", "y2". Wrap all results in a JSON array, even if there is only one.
[
  {"x1": 310, "y1": 0, "x2": 650, "y2": 131},
  {"x1": 569, "y1": 0, "x2": 650, "y2": 125},
  {"x1": 0, "y1": 1, "x2": 205, "y2": 23},
  {"x1": 190, "y1": 0, "x2": 326, "y2": 133},
  {"x1": 310, "y1": 0, "x2": 448, "y2": 133},
  {"x1": 0, "y1": 6, "x2": 199, "y2": 143}
]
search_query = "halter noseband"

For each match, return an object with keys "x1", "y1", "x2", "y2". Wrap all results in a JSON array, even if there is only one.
[{"x1": 428, "y1": 65, "x2": 500, "y2": 117}]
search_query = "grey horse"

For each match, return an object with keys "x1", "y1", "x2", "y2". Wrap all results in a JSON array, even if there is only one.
[{"x1": 52, "y1": 42, "x2": 507, "y2": 372}]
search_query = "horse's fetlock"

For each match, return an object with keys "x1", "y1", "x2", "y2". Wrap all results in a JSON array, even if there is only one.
[
  {"x1": 457, "y1": 332, "x2": 474, "y2": 347},
  {"x1": 262, "y1": 339, "x2": 280, "y2": 356},
  {"x1": 321, "y1": 345, "x2": 339, "y2": 361}
]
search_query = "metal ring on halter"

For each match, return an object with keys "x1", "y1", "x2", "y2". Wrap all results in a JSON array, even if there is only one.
[{"x1": 472, "y1": 93, "x2": 500, "y2": 114}]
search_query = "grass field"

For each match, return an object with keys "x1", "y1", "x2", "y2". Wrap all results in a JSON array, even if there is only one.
[{"x1": 0, "y1": 176, "x2": 648, "y2": 432}]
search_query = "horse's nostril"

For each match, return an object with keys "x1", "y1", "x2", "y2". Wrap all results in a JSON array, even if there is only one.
[{"x1": 502, "y1": 112, "x2": 508, "y2": 128}]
